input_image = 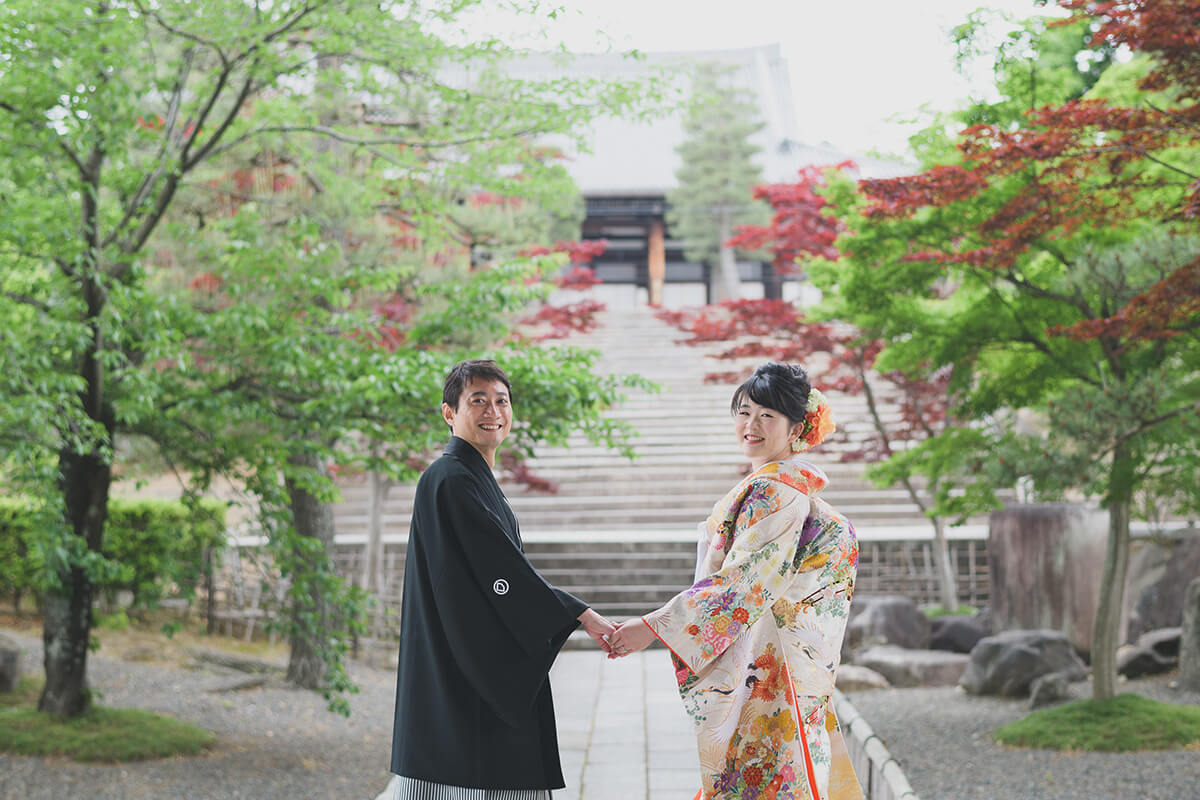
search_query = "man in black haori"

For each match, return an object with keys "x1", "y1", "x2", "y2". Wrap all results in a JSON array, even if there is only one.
[{"x1": 389, "y1": 360, "x2": 615, "y2": 800}]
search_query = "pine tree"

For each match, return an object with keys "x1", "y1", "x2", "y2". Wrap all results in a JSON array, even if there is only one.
[{"x1": 666, "y1": 62, "x2": 769, "y2": 302}]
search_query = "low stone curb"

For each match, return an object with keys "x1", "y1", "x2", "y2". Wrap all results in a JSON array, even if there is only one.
[{"x1": 834, "y1": 689, "x2": 920, "y2": 800}]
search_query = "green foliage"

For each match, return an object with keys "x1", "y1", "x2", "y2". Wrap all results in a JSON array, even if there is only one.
[
  {"x1": 0, "y1": 0, "x2": 661, "y2": 716},
  {"x1": 0, "y1": 705, "x2": 215, "y2": 762},
  {"x1": 953, "y1": 13, "x2": 1114, "y2": 127},
  {"x1": 666, "y1": 61, "x2": 769, "y2": 264},
  {"x1": 0, "y1": 497, "x2": 225, "y2": 610},
  {"x1": 993, "y1": 694, "x2": 1200, "y2": 751}
]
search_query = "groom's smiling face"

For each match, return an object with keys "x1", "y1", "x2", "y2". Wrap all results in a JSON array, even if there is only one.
[{"x1": 443, "y1": 377, "x2": 512, "y2": 454}]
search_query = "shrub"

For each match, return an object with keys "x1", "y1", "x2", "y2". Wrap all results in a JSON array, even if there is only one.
[{"x1": 0, "y1": 497, "x2": 226, "y2": 612}]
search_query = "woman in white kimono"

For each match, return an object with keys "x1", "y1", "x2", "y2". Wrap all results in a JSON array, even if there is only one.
[{"x1": 609, "y1": 362, "x2": 862, "y2": 800}]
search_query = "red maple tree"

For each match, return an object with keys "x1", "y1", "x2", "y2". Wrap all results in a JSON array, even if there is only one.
[{"x1": 725, "y1": 162, "x2": 853, "y2": 273}]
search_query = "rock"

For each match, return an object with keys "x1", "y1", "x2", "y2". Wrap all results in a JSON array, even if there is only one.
[
  {"x1": 1136, "y1": 627, "x2": 1181, "y2": 660},
  {"x1": 1116, "y1": 643, "x2": 1175, "y2": 679},
  {"x1": 845, "y1": 595, "x2": 931, "y2": 653},
  {"x1": 989, "y1": 504, "x2": 1109, "y2": 657},
  {"x1": 960, "y1": 629, "x2": 1088, "y2": 697},
  {"x1": 0, "y1": 634, "x2": 20, "y2": 693},
  {"x1": 1028, "y1": 671, "x2": 1076, "y2": 709},
  {"x1": 1124, "y1": 534, "x2": 1200, "y2": 643},
  {"x1": 187, "y1": 647, "x2": 285, "y2": 675},
  {"x1": 1179, "y1": 577, "x2": 1200, "y2": 691},
  {"x1": 836, "y1": 664, "x2": 890, "y2": 692},
  {"x1": 375, "y1": 775, "x2": 400, "y2": 800},
  {"x1": 855, "y1": 646, "x2": 969, "y2": 688},
  {"x1": 930, "y1": 615, "x2": 989, "y2": 653},
  {"x1": 204, "y1": 674, "x2": 268, "y2": 692}
]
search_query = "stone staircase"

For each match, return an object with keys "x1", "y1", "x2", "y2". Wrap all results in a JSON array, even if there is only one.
[{"x1": 329, "y1": 307, "x2": 987, "y2": 624}]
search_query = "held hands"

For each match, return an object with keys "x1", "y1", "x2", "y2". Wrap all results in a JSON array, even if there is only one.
[
  {"x1": 578, "y1": 608, "x2": 617, "y2": 655},
  {"x1": 605, "y1": 617, "x2": 656, "y2": 659}
]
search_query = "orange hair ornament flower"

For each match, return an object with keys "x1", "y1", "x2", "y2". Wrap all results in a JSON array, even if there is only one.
[{"x1": 791, "y1": 387, "x2": 835, "y2": 453}]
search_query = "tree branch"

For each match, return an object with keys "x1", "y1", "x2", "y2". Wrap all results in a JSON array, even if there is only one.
[
  {"x1": 3, "y1": 291, "x2": 52, "y2": 312},
  {"x1": 102, "y1": 49, "x2": 195, "y2": 250}
]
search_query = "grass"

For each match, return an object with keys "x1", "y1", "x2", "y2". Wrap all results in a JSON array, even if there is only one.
[
  {"x1": 994, "y1": 693, "x2": 1200, "y2": 752},
  {"x1": 0, "y1": 667, "x2": 215, "y2": 762},
  {"x1": 923, "y1": 605, "x2": 980, "y2": 618}
]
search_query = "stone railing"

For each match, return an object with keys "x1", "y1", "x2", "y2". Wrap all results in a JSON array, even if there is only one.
[{"x1": 834, "y1": 689, "x2": 920, "y2": 800}]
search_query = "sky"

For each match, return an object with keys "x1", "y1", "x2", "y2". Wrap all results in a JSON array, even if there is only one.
[{"x1": 470, "y1": 0, "x2": 1061, "y2": 156}]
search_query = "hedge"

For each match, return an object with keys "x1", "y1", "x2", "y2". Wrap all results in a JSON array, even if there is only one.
[{"x1": 0, "y1": 497, "x2": 227, "y2": 610}]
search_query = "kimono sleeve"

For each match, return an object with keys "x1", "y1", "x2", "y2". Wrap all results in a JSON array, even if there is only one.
[
  {"x1": 644, "y1": 479, "x2": 810, "y2": 676},
  {"x1": 429, "y1": 471, "x2": 581, "y2": 656}
]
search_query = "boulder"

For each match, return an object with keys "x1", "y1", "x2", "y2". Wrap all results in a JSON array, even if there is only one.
[
  {"x1": 1124, "y1": 533, "x2": 1200, "y2": 643},
  {"x1": 1116, "y1": 627, "x2": 1182, "y2": 678},
  {"x1": 960, "y1": 629, "x2": 1088, "y2": 697},
  {"x1": 855, "y1": 646, "x2": 969, "y2": 688},
  {"x1": 930, "y1": 614, "x2": 989, "y2": 654},
  {"x1": 845, "y1": 595, "x2": 931, "y2": 653},
  {"x1": 1028, "y1": 671, "x2": 1077, "y2": 709},
  {"x1": 836, "y1": 664, "x2": 890, "y2": 692},
  {"x1": 988, "y1": 504, "x2": 1109, "y2": 657},
  {"x1": 1136, "y1": 627, "x2": 1181, "y2": 660},
  {"x1": 1179, "y1": 578, "x2": 1200, "y2": 692},
  {"x1": 1116, "y1": 643, "x2": 1175, "y2": 679},
  {"x1": 0, "y1": 633, "x2": 21, "y2": 694}
]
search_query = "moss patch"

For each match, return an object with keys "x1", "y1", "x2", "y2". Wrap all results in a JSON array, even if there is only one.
[
  {"x1": 0, "y1": 675, "x2": 43, "y2": 709},
  {"x1": 0, "y1": 705, "x2": 215, "y2": 762},
  {"x1": 0, "y1": 674, "x2": 214, "y2": 762},
  {"x1": 994, "y1": 693, "x2": 1200, "y2": 752}
]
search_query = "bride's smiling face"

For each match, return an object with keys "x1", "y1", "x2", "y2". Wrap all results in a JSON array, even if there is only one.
[{"x1": 734, "y1": 397, "x2": 800, "y2": 469}]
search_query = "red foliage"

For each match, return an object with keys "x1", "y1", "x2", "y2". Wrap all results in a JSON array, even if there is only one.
[
  {"x1": 188, "y1": 272, "x2": 222, "y2": 293},
  {"x1": 520, "y1": 300, "x2": 607, "y2": 341},
  {"x1": 1050, "y1": 255, "x2": 1200, "y2": 340},
  {"x1": 656, "y1": 300, "x2": 952, "y2": 463},
  {"x1": 856, "y1": 1, "x2": 1200, "y2": 342},
  {"x1": 469, "y1": 192, "x2": 522, "y2": 208},
  {"x1": 499, "y1": 449, "x2": 558, "y2": 494},
  {"x1": 727, "y1": 163, "x2": 852, "y2": 272},
  {"x1": 1058, "y1": 0, "x2": 1200, "y2": 100},
  {"x1": 554, "y1": 266, "x2": 602, "y2": 291},
  {"x1": 519, "y1": 239, "x2": 609, "y2": 265}
]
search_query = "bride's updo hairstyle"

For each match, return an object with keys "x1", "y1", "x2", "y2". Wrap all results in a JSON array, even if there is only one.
[{"x1": 730, "y1": 362, "x2": 812, "y2": 426}]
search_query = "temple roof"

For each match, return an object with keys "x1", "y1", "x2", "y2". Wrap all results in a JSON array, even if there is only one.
[{"x1": 497, "y1": 44, "x2": 913, "y2": 196}]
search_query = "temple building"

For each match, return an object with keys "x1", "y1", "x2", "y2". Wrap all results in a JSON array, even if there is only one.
[{"x1": 504, "y1": 44, "x2": 911, "y2": 309}]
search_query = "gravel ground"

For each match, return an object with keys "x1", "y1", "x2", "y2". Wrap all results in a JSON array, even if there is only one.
[
  {"x1": 1, "y1": 628, "x2": 397, "y2": 800},
  {"x1": 4, "y1": 624, "x2": 1199, "y2": 800},
  {"x1": 844, "y1": 678, "x2": 1200, "y2": 800}
]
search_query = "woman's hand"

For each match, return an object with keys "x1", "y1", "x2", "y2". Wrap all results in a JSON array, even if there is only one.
[{"x1": 606, "y1": 617, "x2": 656, "y2": 659}]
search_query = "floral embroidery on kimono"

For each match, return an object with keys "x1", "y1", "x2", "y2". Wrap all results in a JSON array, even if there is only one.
[{"x1": 644, "y1": 459, "x2": 860, "y2": 800}]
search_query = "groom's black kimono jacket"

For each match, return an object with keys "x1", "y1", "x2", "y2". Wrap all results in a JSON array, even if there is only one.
[{"x1": 390, "y1": 436, "x2": 586, "y2": 790}]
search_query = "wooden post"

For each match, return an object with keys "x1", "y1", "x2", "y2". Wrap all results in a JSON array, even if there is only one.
[{"x1": 648, "y1": 220, "x2": 665, "y2": 306}]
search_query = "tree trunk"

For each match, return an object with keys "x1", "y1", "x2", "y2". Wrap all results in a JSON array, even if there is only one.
[
  {"x1": 40, "y1": 446, "x2": 113, "y2": 716},
  {"x1": 931, "y1": 517, "x2": 959, "y2": 612},
  {"x1": 40, "y1": 256, "x2": 112, "y2": 717},
  {"x1": 761, "y1": 261, "x2": 783, "y2": 300},
  {"x1": 1092, "y1": 445, "x2": 1134, "y2": 701},
  {"x1": 362, "y1": 467, "x2": 389, "y2": 594},
  {"x1": 284, "y1": 452, "x2": 337, "y2": 690},
  {"x1": 715, "y1": 211, "x2": 741, "y2": 302}
]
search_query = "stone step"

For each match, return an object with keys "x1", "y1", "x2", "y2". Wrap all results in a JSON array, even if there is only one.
[
  {"x1": 334, "y1": 488, "x2": 931, "y2": 511},
  {"x1": 334, "y1": 502, "x2": 932, "y2": 527},
  {"x1": 536, "y1": 568, "x2": 696, "y2": 587}
]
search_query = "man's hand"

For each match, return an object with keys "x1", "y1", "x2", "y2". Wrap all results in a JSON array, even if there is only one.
[
  {"x1": 578, "y1": 608, "x2": 616, "y2": 654},
  {"x1": 607, "y1": 617, "x2": 656, "y2": 659}
]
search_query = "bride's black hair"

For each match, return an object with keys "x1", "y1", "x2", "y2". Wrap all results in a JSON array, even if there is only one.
[{"x1": 729, "y1": 362, "x2": 812, "y2": 426}]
